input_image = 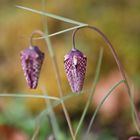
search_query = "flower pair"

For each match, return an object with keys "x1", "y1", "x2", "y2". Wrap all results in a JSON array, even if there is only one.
[{"x1": 20, "y1": 46, "x2": 87, "y2": 93}]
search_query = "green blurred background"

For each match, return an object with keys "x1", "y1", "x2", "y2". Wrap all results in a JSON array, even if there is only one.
[{"x1": 0, "y1": 0, "x2": 140, "y2": 139}]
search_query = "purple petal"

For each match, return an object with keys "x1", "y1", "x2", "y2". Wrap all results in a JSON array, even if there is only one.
[
  {"x1": 64, "y1": 48, "x2": 87, "y2": 93},
  {"x1": 20, "y1": 46, "x2": 44, "y2": 89}
]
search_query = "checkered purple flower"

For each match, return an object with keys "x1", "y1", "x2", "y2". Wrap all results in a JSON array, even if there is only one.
[
  {"x1": 20, "y1": 46, "x2": 44, "y2": 89},
  {"x1": 64, "y1": 48, "x2": 87, "y2": 93}
]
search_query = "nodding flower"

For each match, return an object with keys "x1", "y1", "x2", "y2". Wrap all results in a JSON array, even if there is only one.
[
  {"x1": 20, "y1": 46, "x2": 44, "y2": 89},
  {"x1": 64, "y1": 48, "x2": 87, "y2": 93}
]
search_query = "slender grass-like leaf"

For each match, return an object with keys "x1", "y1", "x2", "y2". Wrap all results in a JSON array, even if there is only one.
[
  {"x1": 86, "y1": 80, "x2": 125, "y2": 138},
  {"x1": 0, "y1": 93, "x2": 60, "y2": 101},
  {"x1": 42, "y1": 88, "x2": 61, "y2": 140},
  {"x1": 31, "y1": 122, "x2": 40, "y2": 140},
  {"x1": 75, "y1": 48, "x2": 103, "y2": 137},
  {"x1": 34, "y1": 25, "x2": 88, "y2": 40},
  {"x1": 37, "y1": 3, "x2": 75, "y2": 139},
  {"x1": 36, "y1": 91, "x2": 85, "y2": 120},
  {"x1": 40, "y1": 1, "x2": 61, "y2": 139},
  {"x1": 31, "y1": 90, "x2": 80, "y2": 140},
  {"x1": 16, "y1": 5, "x2": 85, "y2": 26},
  {"x1": 126, "y1": 81, "x2": 140, "y2": 134}
]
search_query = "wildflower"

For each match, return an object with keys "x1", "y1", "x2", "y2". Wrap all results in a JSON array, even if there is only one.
[
  {"x1": 20, "y1": 46, "x2": 44, "y2": 89},
  {"x1": 64, "y1": 48, "x2": 87, "y2": 93}
]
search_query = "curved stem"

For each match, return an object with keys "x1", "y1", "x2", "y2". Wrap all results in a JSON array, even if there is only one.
[
  {"x1": 72, "y1": 25, "x2": 140, "y2": 134},
  {"x1": 30, "y1": 30, "x2": 44, "y2": 47},
  {"x1": 72, "y1": 25, "x2": 127, "y2": 84},
  {"x1": 29, "y1": 30, "x2": 75, "y2": 140}
]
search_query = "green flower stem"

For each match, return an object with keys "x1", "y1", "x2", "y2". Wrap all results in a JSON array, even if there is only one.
[
  {"x1": 42, "y1": 1, "x2": 61, "y2": 139},
  {"x1": 124, "y1": 80, "x2": 140, "y2": 134},
  {"x1": 33, "y1": 25, "x2": 88, "y2": 40},
  {"x1": 36, "y1": 90, "x2": 88, "y2": 123},
  {"x1": 31, "y1": 121, "x2": 40, "y2": 140},
  {"x1": 86, "y1": 80, "x2": 125, "y2": 137},
  {"x1": 30, "y1": 28, "x2": 75, "y2": 140},
  {"x1": 0, "y1": 93, "x2": 60, "y2": 101},
  {"x1": 49, "y1": 25, "x2": 87, "y2": 37},
  {"x1": 16, "y1": 5, "x2": 85, "y2": 26},
  {"x1": 29, "y1": 16, "x2": 75, "y2": 139},
  {"x1": 75, "y1": 48, "x2": 103, "y2": 137},
  {"x1": 72, "y1": 25, "x2": 140, "y2": 135},
  {"x1": 31, "y1": 91, "x2": 76, "y2": 140},
  {"x1": 42, "y1": 87, "x2": 61, "y2": 140},
  {"x1": 47, "y1": 48, "x2": 75, "y2": 140}
]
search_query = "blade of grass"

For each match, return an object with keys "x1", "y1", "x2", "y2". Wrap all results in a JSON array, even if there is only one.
[
  {"x1": 36, "y1": 90, "x2": 88, "y2": 121},
  {"x1": 16, "y1": 5, "x2": 85, "y2": 26},
  {"x1": 31, "y1": 89, "x2": 87, "y2": 140},
  {"x1": 42, "y1": 87, "x2": 61, "y2": 140},
  {"x1": 75, "y1": 48, "x2": 103, "y2": 137},
  {"x1": 39, "y1": 4, "x2": 75, "y2": 139},
  {"x1": 31, "y1": 90, "x2": 79, "y2": 140},
  {"x1": 0, "y1": 93, "x2": 60, "y2": 101},
  {"x1": 34, "y1": 25, "x2": 88, "y2": 40},
  {"x1": 41, "y1": 1, "x2": 61, "y2": 139},
  {"x1": 86, "y1": 79, "x2": 125, "y2": 138},
  {"x1": 31, "y1": 120, "x2": 40, "y2": 140},
  {"x1": 31, "y1": 1, "x2": 57, "y2": 139},
  {"x1": 125, "y1": 80, "x2": 140, "y2": 134}
]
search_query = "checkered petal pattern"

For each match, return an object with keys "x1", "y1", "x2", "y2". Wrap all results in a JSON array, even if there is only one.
[
  {"x1": 64, "y1": 48, "x2": 87, "y2": 93},
  {"x1": 20, "y1": 46, "x2": 44, "y2": 89}
]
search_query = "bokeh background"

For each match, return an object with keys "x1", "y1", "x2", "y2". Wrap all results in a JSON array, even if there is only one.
[{"x1": 0, "y1": 0, "x2": 140, "y2": 139}]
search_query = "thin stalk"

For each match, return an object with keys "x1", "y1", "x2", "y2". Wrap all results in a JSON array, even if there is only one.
[
  {"x1": 34, "y1": 25, "x2": 88, "y2": 40},
  {"x1": 72, "y1": 25, "x2": 128, "y2": 84},
  {"x1": 29, "y1": 2, "x2": 62, "y2": 140},
  {"x1": 124, "y1": 81, "x2": 140, "y2": 134},
  {"x1": 16, "y1": 5, "x2": 85, "y2": 26},
  {"x1": 41, "y1": 1, "x2": 61, "y2": 139},
  {"x1": 0, "y1": 93, "x2": 59, "y2": 101},
  {"x1": 29, "y1": 27, "x2": 75, "y2": 140},
  {"x1": 72, "y1": 25, "x2": 140, "y2": 134},
  {"x1": 36, "y1": 94, "x2": 82, "y2": 120},
  {"x1": 50, "y1": 54, "x2": 76, "y2": 139},
  {"x1": 48, "y1": 47, "x2": 76, "y2": 140},
  {"x1": 49, "y1": 25, "x2": 87, "y2": 37},
  {"x1": 31, "y1": 120, "x2": 40, "y2": 140},
  {"x1": 75, "y1": 48, "x2": 103, "y2": 137},
  {"x1": 21, "y1": 25, "x2": 88, "y2": 41},
  {"x1": 86, "y1": 80, "x2": 125, "y2": 137},
  {"x1": 36, "y1": 91, "x2": 88, "y2": 121},
  {"x1": 32, "y1": 91, "x2": 80, "y2": 140},
  {"x1": 30, "y1": 28, "x2": 73, "y2": 131},
  {"x1": 42, "y1": 87, "x2": 61, "y2": 140}
]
